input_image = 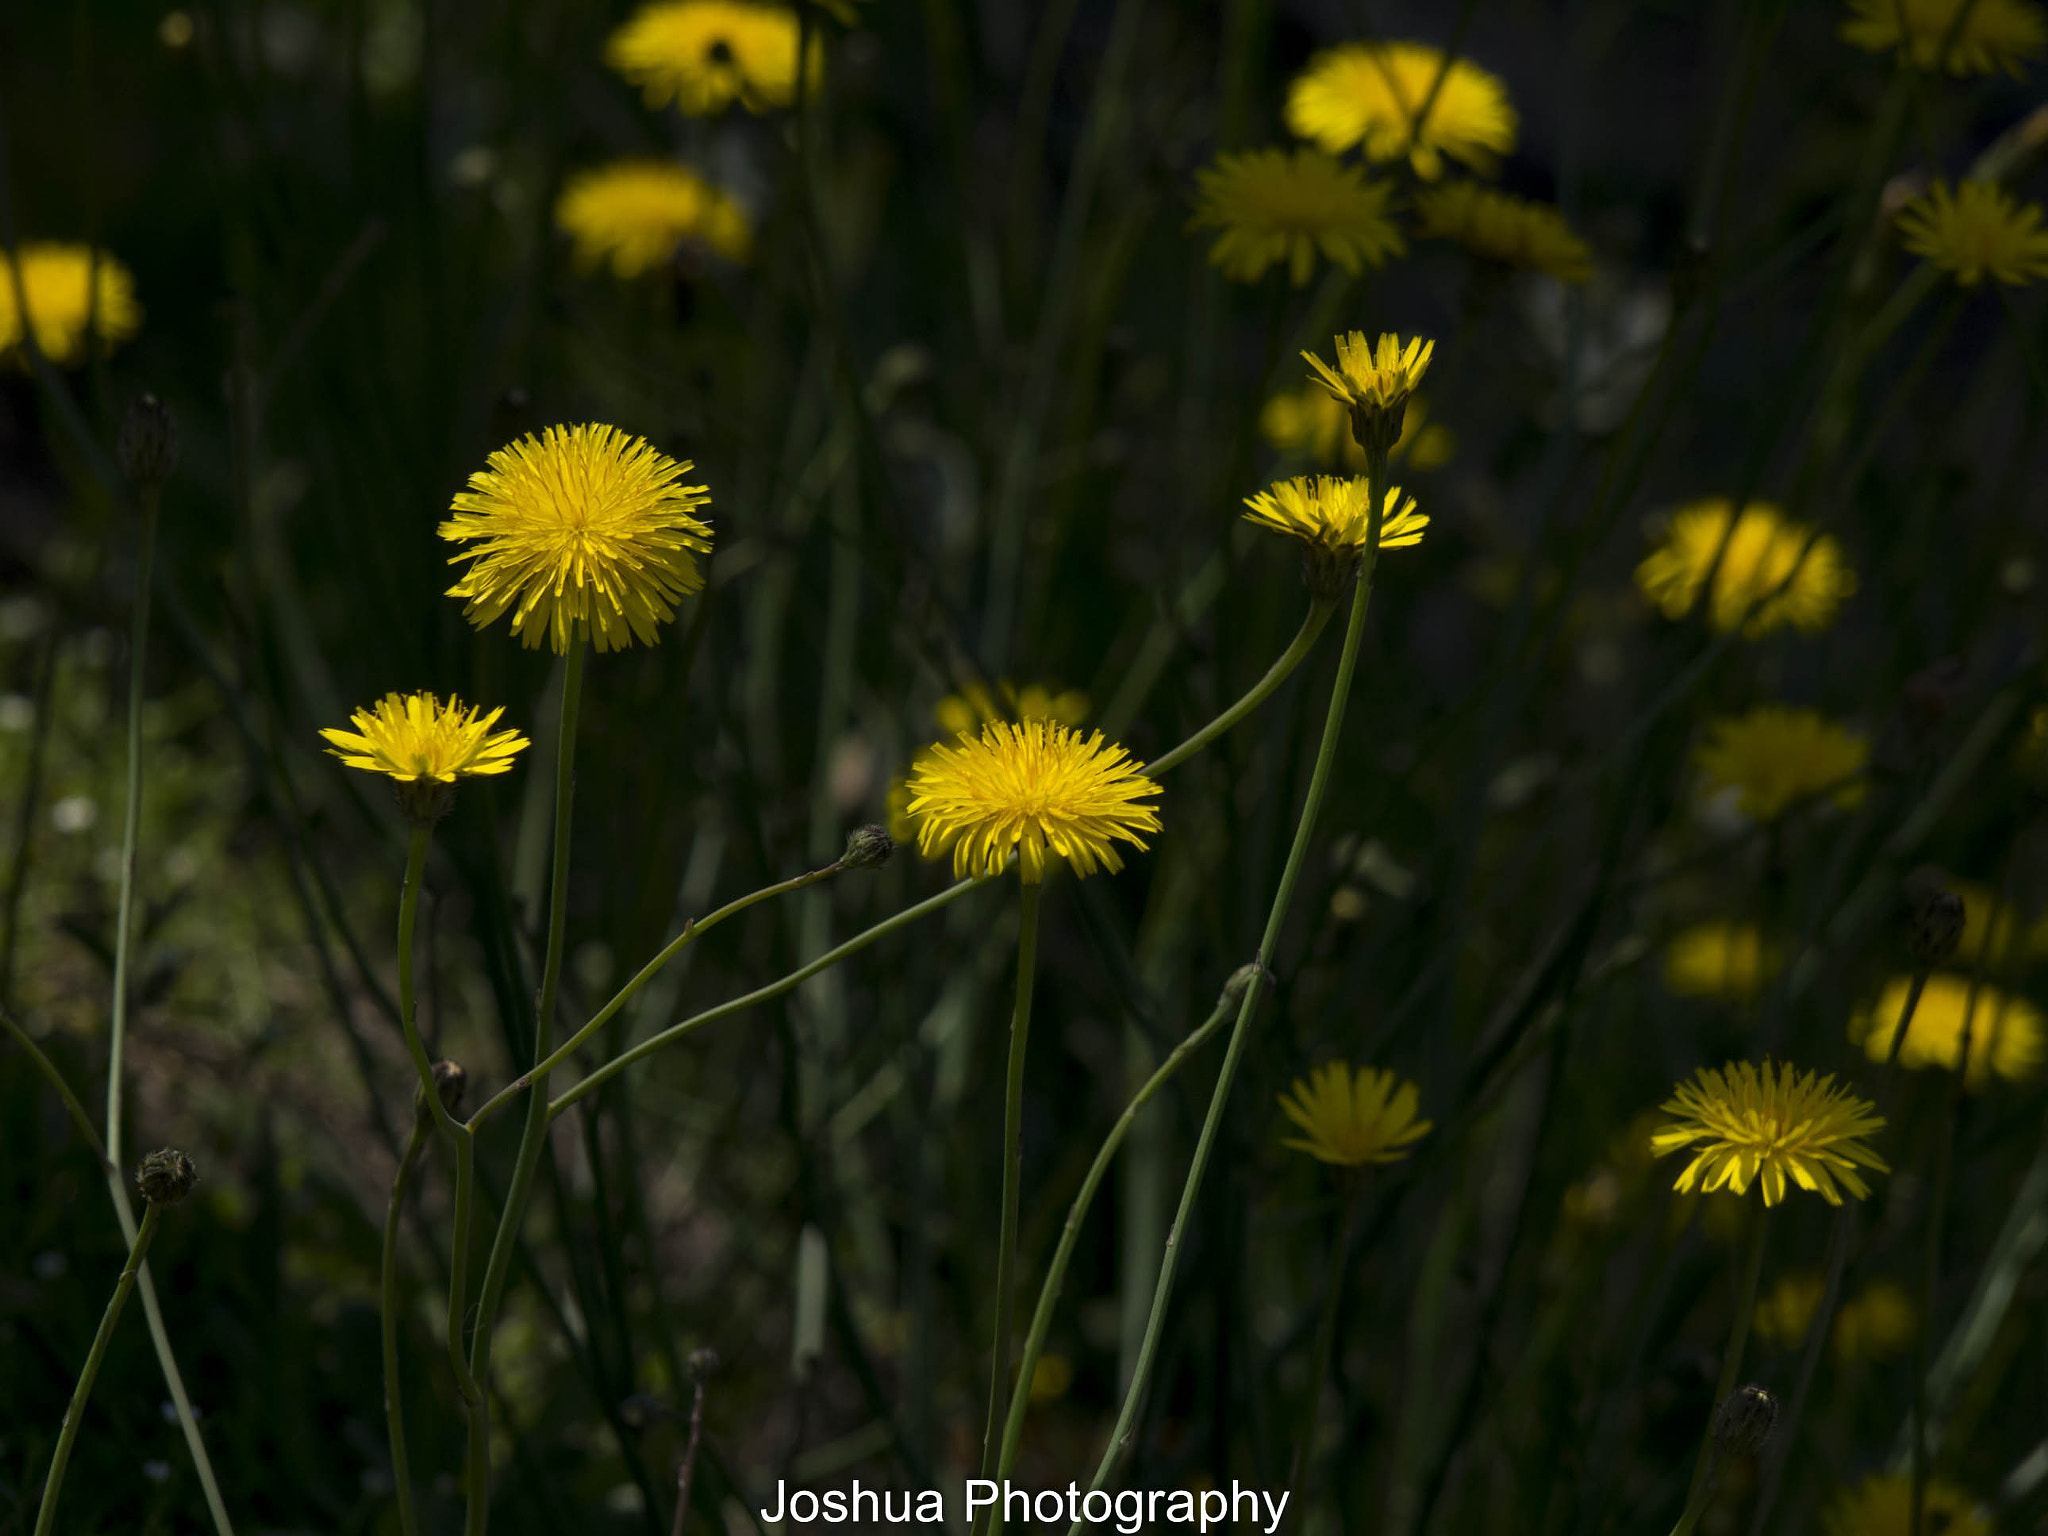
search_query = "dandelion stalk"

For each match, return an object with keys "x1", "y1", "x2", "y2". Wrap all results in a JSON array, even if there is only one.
[
  {"x1": 1669, "y1": 1208, "x2": 1770, "y2": 1536},
  {"x1": 1141, "y1": 593, "x2": 1339, "y2": 778},
  {"x1": 1912, "y1": 998, "x2": 1978, "y2": 1536},
  {"x1": 382, "y1": 1117, "x2": 433, "y2": 1536},
  {"x1": 3, "y1": 1003, "x2": 114, "y2": 1173},
  {"x1": 1290, "y1": 1173, "x2": 1367, "y2": 1491}
]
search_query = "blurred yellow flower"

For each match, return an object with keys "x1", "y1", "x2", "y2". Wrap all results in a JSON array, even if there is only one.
[
  {"x1": 556, "y1": 161, "x2": 752, "y2": 277},
  {"x1": 1027, "y1": 1354, "x2": 1073, "y2": 1403},
  {"x1": 1841, "y1": 0, "x2": 2046, "y2": 76},
  {"x1": 605, "y1": 0, "x2": 821, "y2": 114},
  {"x1": 0, "y1": 244, "x2": 142, "y2": 366},
  {"x1": 906, "y1": 720, "x2": 1161, "y2": 883},
  {"x1": 1243, "y1": 476, "x2": 1428, "y2": 558},
  {"x1": 1278, "y1": 1062, "x2": 1432, "y2": 1167},
  {"x1": 1752, "y1": 1271, "x2": 1824, "y2": 1349},
  {"x1": 1650, "y1": 1060, "x2": 1887, "y2": 1207},
  {"x1": 1187, "y1": 147, "x2": 1404, "y2": 286},
  {"x1": 1259, "y1": 385, "x2": 1453, "y2": 472},
  {"x1": 440, "y1": 424, "x2": 714, "y2": 653},
  {"x1": 1821, "y1": 1474, "x2": 1989, "y2": 1536},
  {"x1": 1635, "y1": 499, "x2": 1856, "y2": 637},
  {"x1": 1896, "y1": 179, "x2": 2048, "y2": 287},
  {"x1": 1285, "y1": 41, "x2": 1517, "y2": 180},
  {"x1": 1848, "y1": 973, "x2": 2045, "y2": 1088},
  {"x1": 1832, "y1": 1278, "x2": 1915, "y2": 1362},
  {"x1": 1946, "y1": 878, "x2": 2048, "y2": 966},
  {"x1": 1412, "y1": 181, "x2": 1593, "y2": 283},
  {"x1": 319, "y1": 692, "x2": 530, "y2": 782},
  {"x1": 1663, "y1": 921, "x2": 1781, "y2": 1000},
  {"x1": 1695, "y1": 706, "x2": 1869, "y2": 820},
  {"x1": 935, "y1": 681, "x2": 1089, "y2": 740}
]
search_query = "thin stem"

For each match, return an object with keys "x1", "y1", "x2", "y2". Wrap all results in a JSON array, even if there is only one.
[
  {"x1": 382, "y1": 1121, "x2": 432, "y2": 1536},
  {"x1": 1140, "y1": 594, "x2": 1339, "y2": 778},
  {"x1": 1289, "y1": 1177, "x2": 1366, "y2": 1495},
  {"x1": 980, "y1": 879, "x2": 1044, "y2": 1536},
  {"x1": 105, "y1": 481, "x2": 159, "y2": 1174},
  {"x1": 3, "y1": 1004, "x2": 113, "y2": 1171},
  {"x1": 671, "y1": 1369, "x2": 709, "y2": 1536},
  {"x1": 1913, "y1": 1022, "x2": 1972, "y2": 1536},
  {"x1": 1675, "y1": 1206, "x2": 1770, "y2": 1535},
  {"x1": 34, "y1": 1201, "x2": 162, "y2": 1536}
]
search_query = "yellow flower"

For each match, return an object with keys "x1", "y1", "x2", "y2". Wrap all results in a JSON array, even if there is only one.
[
  {"x1": 439, "y1": 424, "x2": 714, "y2": 654},
  {"x1": 319, "y1": 692, "x2": 530, "y2": 782},
  {"x1": 1848, "y1": 973, "x2": 2045, "y2": 1088},
  {"x1": 1663, "y1": 921, "x2": 1781, "y2": 1000},
  {"x1": 1284, "y1": 41, "x2": 1518, "y2": 180},
  {"x1": 1301, "y1": 331, "x2": 1435, "y2": 453},
  {"x1": 934, "y1": 681, "x2": 1089, "y2": 740},
  {"x1": 1412, "y1": 181, "x2": 1592, "y2": 283},
  {"x1": 605, "y1": 0, "x2": 822, "y2": 115},
  {"x1": 1243, "y1": 475, "x2": 1428, "y2": 557},
  {"x1": 1695, "y1": 706, "x2": 1869, "y2": 821},
  {"x1": 556, "y1": 161, "x2": 752, "y2": 277},
  {"x1": 0, "y1": 244, "x2": 142, "y2": 366},
  {"x1": 1946, "y1": 878, "x2": 2048, "y2": 966},
  {"x1": 1752, "y1": 1271, "x2": 1825, "y2": 1349},
  {"x1": 1259, "y1": 385, "x2": 1453, "y2": 472},
  {"x1": 1821, "y1": 1474, "x2": 1989, "y2": 1536},
  {"x1": 1278, "y1": 1062, "x2": 1432, "y2": 1167},
  {"x1": 905, "y1": 720, "x2": 1162, "y2": 883},
  {"x1": 1841, "y1": 0, "x2": 2046, "y2": 75},
  {"x1": 1895, "y1": 179, "x2": 2048, "y2": 287},
  {"x1": 1832, "y1": 1279, "x2": 1915, "y2": 1362},
  {"x1": 1649, "y1": 1060, "x2": 1888, "y2": 1207},
  {"x1": 1634, "y1": 499, "x2": 1857, "y2": 637},
  {"x1": 1186, "y1": 147, "x2": 1404, "y2": 286},
  {"x1": 1027, "y1": 1354, "x2": 1073, "y2": 1403}
]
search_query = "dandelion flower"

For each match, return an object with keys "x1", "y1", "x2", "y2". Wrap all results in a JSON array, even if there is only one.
[
  {"x1": 605, "y1": 0, "x2": 821, "y2": 115},
  {"x1": 1821, "y1": 1474, "x2": 1989, "y2": 1536},
  {"x1": 321, "y1": 692, "x2": 530, "y2": 781},
  {"x1": 1695, "y1": 706, "x2": 1869, "y2": 820},
  {"x1": 440, "y1": 423, "x2": 714, "y2": 654},
  {"x1": 1848, "y1": 973, "x2": 2045, "y2": 1088},
  {"x1": 1302, "y1": 330, "x2": 1435, "y2": 455},
  {"x1": 1259, "y1": 384, "x2": 1453, "y2": 472},
  {"x1": 1663, "y1": 921, "x2": 1781, "y2": 1000},
  {"x1": 1649, "y1": 1060, "x2": 1888, "y2": 1207},
  {"x1": 1896, "y1": 179, "x2": 2048, "y2": 287},
  {"x1": 1634, "y1": 499, "x2": 1856, "y2": 637},
  {"x1": 1841, "y1": 0, "x2": 2046, "y2": 76},
  {"x1": 1832, "y1": 1279, "x2": 1915, "y2": 1362},
  {"x1": 1285, "y1": 41, "x2": 1518, "y2": 180},
  {"x1": 1945, "y1": 877, "x2": 2048, "y2": 966},
  {"x1": 556, "y1": 161, "x2": 752, "y2": 277},
  {"x1": 1187, "y1": 147, "x2": 1404, "y2": 286},
  {"x1": 934, "y1": 681, "x2": 1089, "y2": 739},
  {"x1": 1752, "y1": 1271, "x2": 1825, "y2": 1348},
  {"x1": 0, "y1": 244, "x2": 142, "y2": 366},
  {"x1": 1413, "y1": 180, "x2": 1593, "y2": 283},
  {"x1": 905, "y1": 719, "x2": 1162, "y2": 883},
  {"x1": 1278, "y1": 1062, "x2": 1432, "y2": 1167},
  {"x1": 1243, "y1": 475, "x2": 1429, "y2": 557}
]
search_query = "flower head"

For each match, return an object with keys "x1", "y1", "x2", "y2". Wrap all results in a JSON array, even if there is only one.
[
  {"x1": 1896, "y1": 179, "x2": 2048, "y2": 287},
  {"x1": 1841, "y1": 0, "x2": 2046, "y2": 75},
  {"x1": 0, "y1": 244, "x2": 142, "y2": 366},
  {"x1": 1695, "y1": 706, "x2": 1869, "y2": 821},
  {"x1": 905, "y1": 719, "x2": 1162, "y2": 883},
  {"x1": 1260, "y1": 385, "x2": 1453, "y2": 472},
  {"x1": 1243, "y1": 475, "x2": 1428, "y2": 559},
  {"x1": 1301, "y1": 330, "x2": 1435, "y2": 455},
  {"x1": 1821, "y1": 1474, "x2": 1990, "y2": 1536},
  {"x1": 1285, "y1": 41, "x2": 1518, "y2": 180},
  {"x1": 1187, "y1": 147, "x2": 1404, "y2": 286},
  {"x1": 1649, "y1": 1060, "x2": 1888, "y2": 1207},
  {"x1": 557, "y1": 161, "x2": 752, "y2": 277},
  {"x1": 1634, "y1": 499, "x2": 1856, "y2": 637},
  {"x1": 605, "y1": 0, "x2": 822, "y2": 114},
  {"x1": 1832, "y1": 1279, "x2": 1915, "y2": 1361},
  {"x1": 1946, "y1": 877, "x2": 2048, "y2": 966},
  {"x1": 1663, "y1": 921, "x2": 1781, "y2": 1000},
  {"x1": 1278, "y1": 1062, "x2": 1432, "y2": 1167},
  {"x1": 1752, "y1": 1272, "x2": 1825, "y2": 1349},
  {"x1": 439, "y1": 424, "x2": 714, "y2": 653},
  {"x1": 320, "y1": 692, "x2": 531, "y2": 783},
  {"x1": 1413, "y1": 181, "x2": 1593, "y2": 283},
  {"x1": 1848, "y1": 973, "x2": 2045, "y2": 1088}
]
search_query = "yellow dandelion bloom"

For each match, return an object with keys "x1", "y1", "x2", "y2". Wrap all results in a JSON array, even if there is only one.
[
  {"x1": 605, "y1": 0, "x2": 822, "y2": 115},
  {"x1": 1821, "y1": 1474, "x2": 1990, "y2": 1536},
  {"x1": 1947, "y1": 878, "x2": 2048, "y2": 966},
  {"x1": 1649, "y1": 1060, "x2": 1888, "y2": 1207},
  {"x1": 1848, "y1": 973, "x2": 2045, "y2": 1088},
  {"x1": 1752, "y1": 1271, "x2": 1825, "y2": 1349},
  {"x1": 556, "y1": 161, "x2": 752, "y2": 277},
  {"x1": 1695, "y1": 706, "x2": 1869, "y2": 821},
  {"x1": 1301, "y1": 331, "x2": 1435, "y2": 445},
  {"x1": 1663, "y1": 921, "x2": 1781, "y2": 1000},
  {"x1": 1278, "y1": 1062, "x2": 1432, "y2": 1167},
  {"x1": 319, "y1": 692, "x2": 530, "y2": 782},
  {"x1": 1285, "y1": 41, "x2": 1518, "y2": 180},
  {"x1": 1832, "y1": 1279, "x2": 1915, "y2": 1362},
  {"x1": 439, "y1": 424, "x2": 714, "y2": 654},
  {"x1": 1412, "y1": 180, "x2": 1593, "y2": 283},
  {"x1": 1841, "y1": 0, "x2": 2046, "y2": 76},
  {"x1": 1186, "y1": 147, "x2": 1404, "y2": 286},
  {"x1": 1896, "y1": 179, "x2": 2048, "y2": 287},
  {"x1": 905, "y1": 719, "x2": 1162, "y2": 883},
  {"x1": 1634, "y1": 499, "x2": 1857, "y2": 637},
  {"x1": 1243, "y1": 475, "x2": 1428, "y2": 557},
  {"x1": 1259, "y1": 385, "x2": 1453, "y2": 472},
  {"x1": 0, "y1": 244, "x2": 143, "y2": 366}
]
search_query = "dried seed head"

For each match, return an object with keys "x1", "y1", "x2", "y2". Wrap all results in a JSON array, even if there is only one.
[
  {"x1": 841, "y1": 824, "x2": 895, "y2": 870},
  {"x1": 118, "y1": 393, "x2": 181, "y2": 490},
  {"x1": 1712, "y1": 1383, "x2": 1779, "y2": 1459},
  {"x1": 137, "y1": 1147, "x2": 198, "y2": 1205}
]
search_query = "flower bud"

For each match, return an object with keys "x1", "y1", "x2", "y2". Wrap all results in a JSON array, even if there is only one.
[
  {"x1": 841, "y1": 824, "x2": 895, "y2": 870},
  {"x1": 1711, "y1": 1383, "x2": 1778, "y2": 1459},
  {"x1": 118, "y1": 393, "x2": 181, "y2": 490},
  {"x1": 1219, "y1": 961, "x2": 1271, "y2": 1010},
  {"x1": 137, "y1": 1147, "x2": 198, "y2": 1205},
  {"x1": 1902, "y1": 868, "x2": 1965, "y2": 967},
  {"x1": 415, "y1": 1059, "x2": 467, "y2": 1123}
]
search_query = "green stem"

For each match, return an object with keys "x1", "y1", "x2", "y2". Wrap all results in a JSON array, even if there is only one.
[
  {"x1": 1675, "y1": 1206, "x2": 1770, "y2": 1534},
  {"x1": 1912, "y1": 1020, "x2": 1971, "y2": 1536},
  {"x1": 382, "y1": 1121, "x2": 432, "y2": 1536},
  {"x1": 1140, "y1": 594, "x2": 1338, "y2": 778},
  {"x1": 979, "y1": 879, "x2": 1044, "y2": 1536},
  {"x1": 1067, "y1": 447, "x2": 1393, "y2": 1524},
  {"x1": 3, "y1": 1004, "x2": 113, "y2": 1171},
  {"x1": 1290, "y1": 1177, "x2": 1366, "y2": 1494},
  {"x1": 466, "y1": 636, "x2": 586, "y2": 1536},
  {"x1": 105, "y1": 482, "x2": 158, "y2": 1174},
  {"x1": 34, "y1": 1201, "x2": 162, "y2": 1536}
]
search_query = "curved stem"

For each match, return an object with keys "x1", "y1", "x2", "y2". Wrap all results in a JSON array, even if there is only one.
[
  {"x1": 3, "y1": 1004, "x2": 113, "y2": 1171},
  {"x1": 1289, "y1": 1177, "x2": 1365, "y2": 1494},
  {"x1": 1140, "y1": 594, "x2": 1338, "y2": 778},
  {"x1": 106, "y1": 483, "x2": 158, "y2": 1174},
  {"x1": 34, "y1": 1201, "x2": 161, "y2": 1536},
  {"x1": 382, "y1": 1121, "x2": 432, "y2": 1536}
]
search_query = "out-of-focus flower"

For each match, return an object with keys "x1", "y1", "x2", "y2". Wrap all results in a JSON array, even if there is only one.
[
  {"x1": 606, "y1": 0, "x2": 821, "y2": 115},
  {"x1": 1848, "y1": 974, "x2": 2045, "y2": 1088},
  {"x1": 1832, "y1": 1279, "x2": 1915, "y2": 1362},
  {"x1": 1413, "y1": 180, "x2": 1592, "y2": 283},
  {"x1": 1820, "y1": 1473, "x2": 1989, "y2": 1536},
  {"x1": 1841, "y1": 0, "x2": 2045, "y2": 76},
  {"x1": 1259, "y1": 385, "x2": 1453, "y2": 472},
  {"x1": 1187, "y1": 147, "x2": 1404, "y2": 286},
  {"x1": 1663, "y1": 921, "x2": 1781, "y2": 1000},
  {"x1": 1278, "y1": 1062, "x2": 1432, "y2": 1166},
  {"x1": 1753, "y1": 1272, "x2": 1825, "y2": 1349},
  {"x1": 556, "y1": 161, "x2": 752, "y2": 276},
  {"x1": 1635, "y1": 500, "x2": 1856, "y2": 637},
  {"x1": 0, "y1": 244, "x2": 142, "y2": 366},
  {"x1": 1896, "y1": 180, "x2": 2048, "y2": 286},
  {"x1": 1285, "y1": 41, "x2": 1517, "y2": 180},
  {"x1": 1695, "y1": 706, "x2": 1869, "y2": 821}
]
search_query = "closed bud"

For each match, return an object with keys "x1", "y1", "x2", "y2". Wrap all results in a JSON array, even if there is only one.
[
  {"x1": 1711, "y1": 1383, "x2": 1778, "y2": 1459},
  {"x1": 1902, "y1": 868, "x2": 1965, "y2": 967},
  {"x1": 841, "y1": 823, "x2": 895, "y2": 870},
  {"x1": 415, "y1": 1059, "x2": 467, "y2": 1123},
  {"x1": 137, "y1": 1147, "x2": 198, "y2": 1205},
  {"x1": 118, "y1": 393, "x2": 181, "y2": 490},
  {"x1": 1219, "y1": 961, "x2": 1271, "y2": 1010},
  {"x1": 687, "y1": 1346, "x2": 722, "y2": 1380}
]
